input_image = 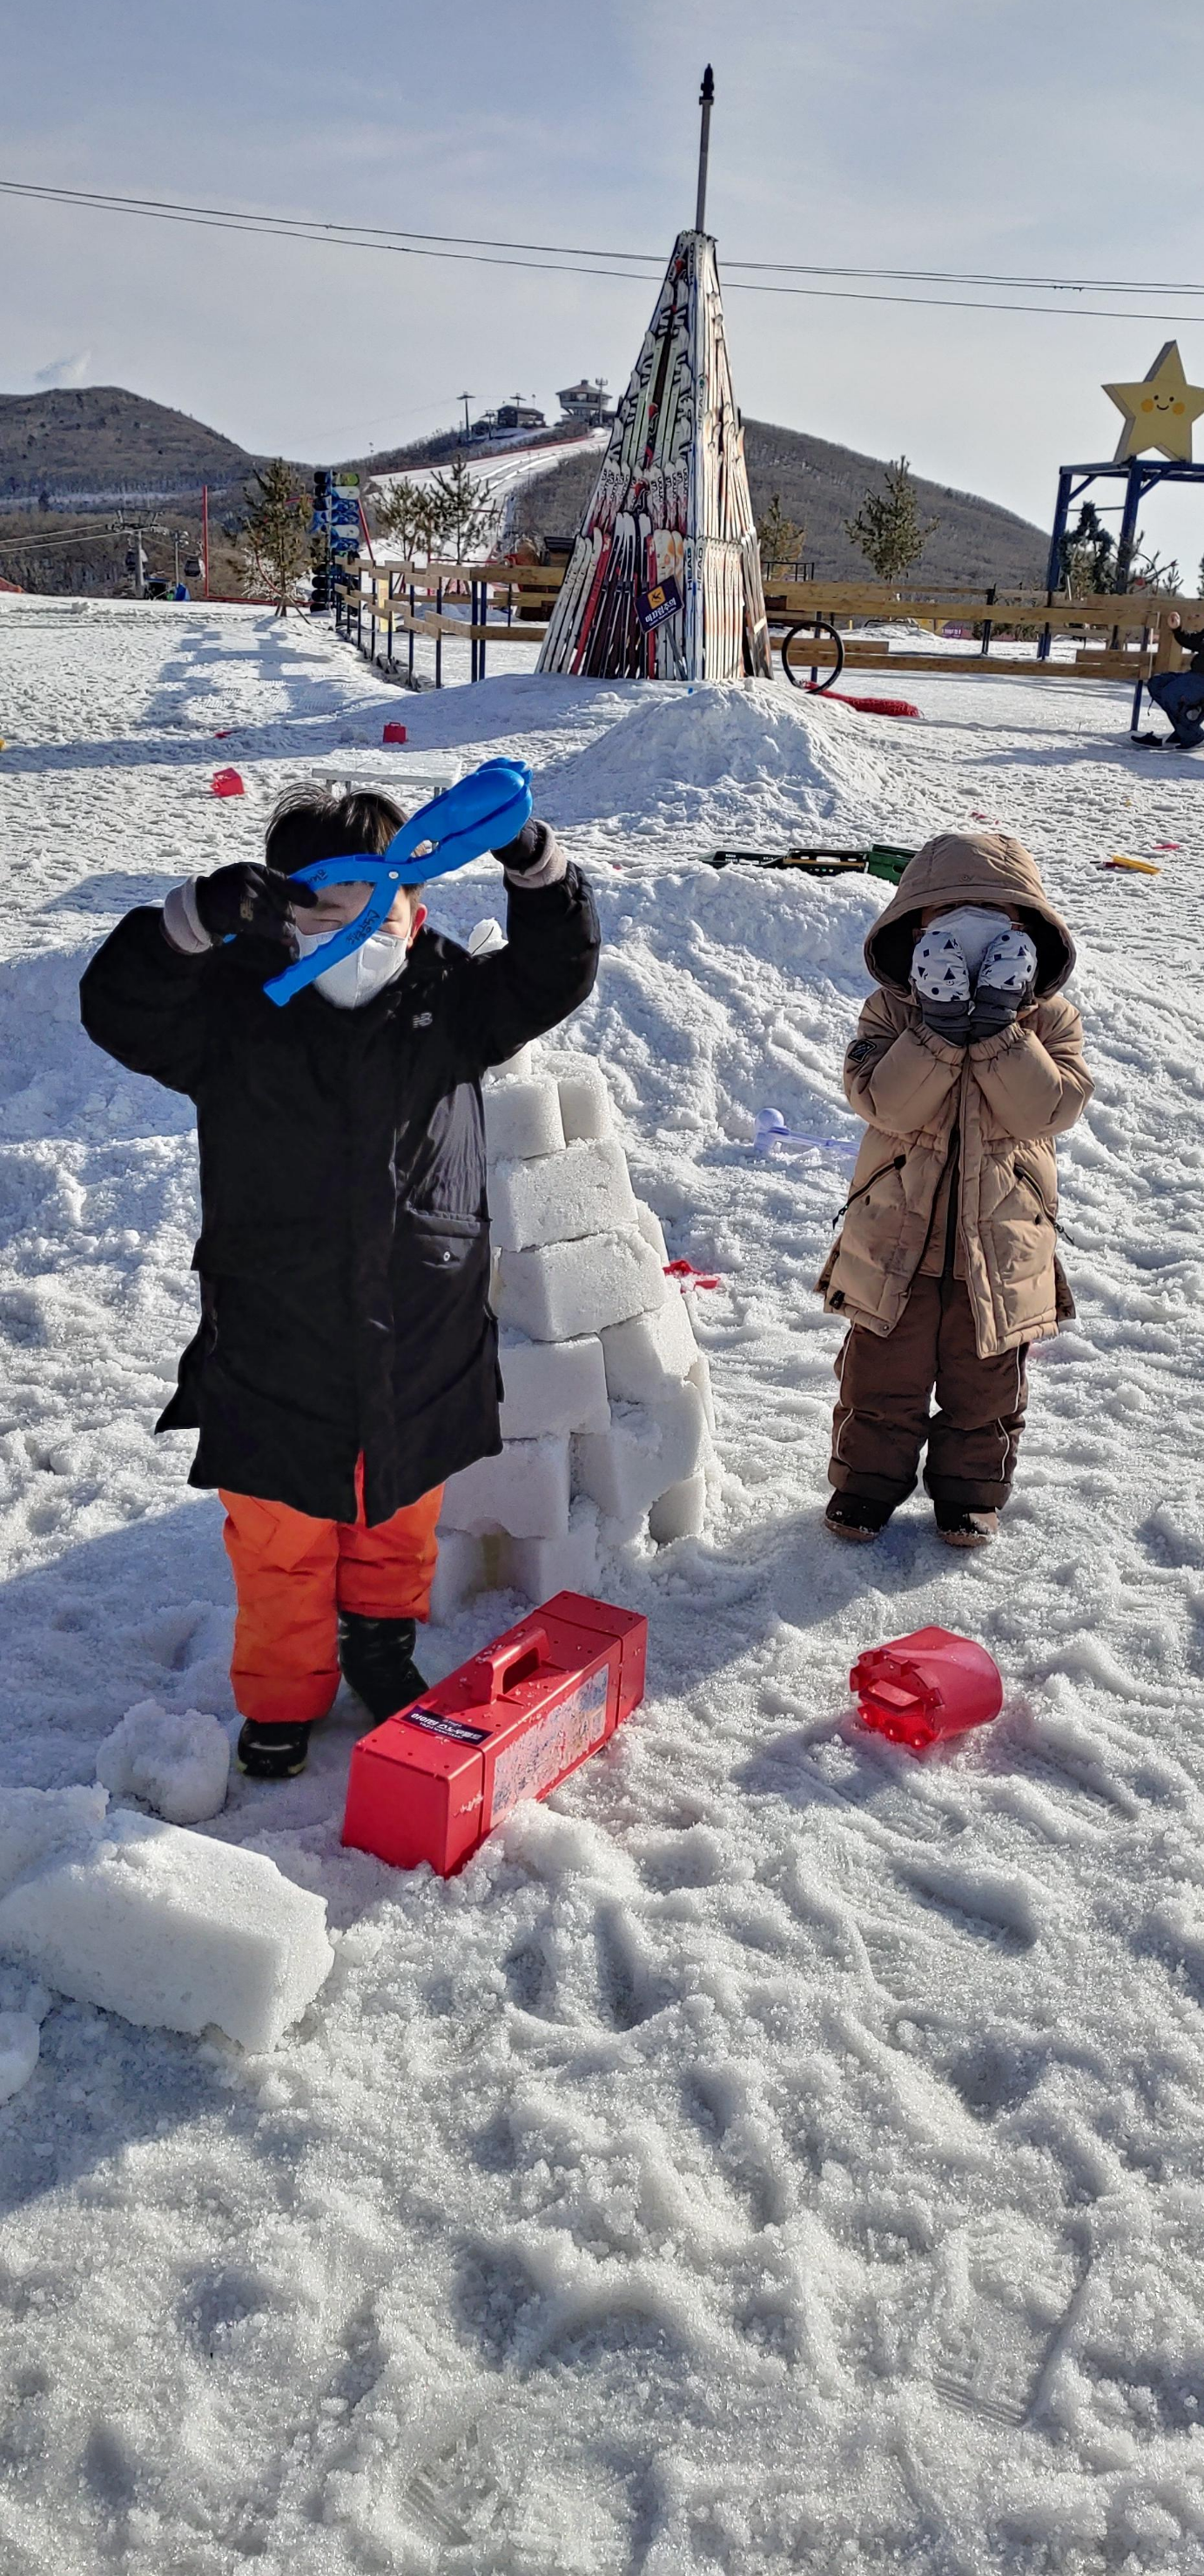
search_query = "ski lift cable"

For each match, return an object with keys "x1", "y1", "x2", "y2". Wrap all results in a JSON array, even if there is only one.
[{"x1": 3, "y1": 177, "x2": 1204, "y2": 320}]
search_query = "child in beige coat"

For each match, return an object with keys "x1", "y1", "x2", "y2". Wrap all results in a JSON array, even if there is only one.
[{"x1": 817, "y1": 830, "x2": 1092, "y2": 1547}]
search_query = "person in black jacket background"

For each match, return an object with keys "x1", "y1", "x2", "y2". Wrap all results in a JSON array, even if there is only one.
[
  {"x1": 1145, "y1": 611, "x2": 1204, "y2": 749},
  {"x1": 80, "y1": 784, "x2": 600, "y2": 1777}
]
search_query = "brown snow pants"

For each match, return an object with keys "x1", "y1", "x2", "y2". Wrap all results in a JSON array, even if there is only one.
[{"x1": 829, "y1": 1273, "x2": 1028, "y2": 1513}]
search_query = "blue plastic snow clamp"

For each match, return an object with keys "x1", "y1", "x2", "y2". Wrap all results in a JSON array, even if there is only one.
[{"x1": 263, "y1": 756, "x2": 533, "y2": 1007}]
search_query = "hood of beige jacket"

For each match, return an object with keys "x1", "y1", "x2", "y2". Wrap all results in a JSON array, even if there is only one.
[{"x1": 864, "y1": 830, "x2": 1076, "y2": 1001}]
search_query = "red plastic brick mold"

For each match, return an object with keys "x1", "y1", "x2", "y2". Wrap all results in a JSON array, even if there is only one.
[{"x1": 850, "y1": 1625, "x2": 1003, "y2": 1753}]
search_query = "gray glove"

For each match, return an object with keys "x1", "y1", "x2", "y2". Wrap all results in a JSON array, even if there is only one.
[
  {"x1": 968, "y1": 927, "x2": 1038, "y2": 1042},
  {"x1": 911, "y1": 925, "x2": 972, "y2": 1046}
]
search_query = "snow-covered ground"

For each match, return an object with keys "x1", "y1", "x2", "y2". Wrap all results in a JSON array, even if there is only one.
[{"x1": 1, "y1": 599, "x2": 1203, "y2": 2573}]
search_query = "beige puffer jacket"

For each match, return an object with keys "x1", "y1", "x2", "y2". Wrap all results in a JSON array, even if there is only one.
[{"x1": 816, "y1": 831, "x2": 1093, "y2": 1358}]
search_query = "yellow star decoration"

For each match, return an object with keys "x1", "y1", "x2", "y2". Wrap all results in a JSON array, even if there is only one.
[{"x1": 1103, "y1": 341, "x2": 1204, "y2": 463}]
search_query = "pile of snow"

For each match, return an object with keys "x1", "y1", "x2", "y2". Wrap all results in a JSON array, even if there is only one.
[
  {"x1": 537, "y1": 677, "x2": 897, "y2": 835},
  {"x1": 0, "y1": 1783, "x2": 331, "y2": 2050},
  {"x1": 96, "y1": 1698, "x2": 230, "y2": 1824}
]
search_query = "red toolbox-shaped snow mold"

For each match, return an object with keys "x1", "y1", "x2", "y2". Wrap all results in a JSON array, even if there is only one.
[{"x1": 341, "y1": 1593, "x2": 648, "y2": 1875}]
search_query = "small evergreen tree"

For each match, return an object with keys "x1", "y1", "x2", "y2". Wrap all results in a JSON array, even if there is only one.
[
  {"x1": 1059, "y1": 502, "x2": 1114, "y2": 597},
  {"x1": 425, "y1": 455, "x2": 501, "y2": 565},
  {"x1": 844, "y1": 456, "x2": 938, "y2": 583},
  {"x1": 239, "y1": 460, "x2": 312, "y2": 615},
  {"x1": 757, "y1": 492, "x2": 804, "y2": 577}
]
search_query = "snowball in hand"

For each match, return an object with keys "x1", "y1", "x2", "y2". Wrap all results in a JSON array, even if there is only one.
[{"x1": 96, "y1": 1701, "x2": 231, "y2": 1825}]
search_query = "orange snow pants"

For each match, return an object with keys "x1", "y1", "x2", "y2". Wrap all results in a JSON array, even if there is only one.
[{"x1": 220, "y1": 1460, "x2": 443, "y2": 1726}]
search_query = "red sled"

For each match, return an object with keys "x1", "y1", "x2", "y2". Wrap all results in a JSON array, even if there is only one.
[{"x1": 341, "y1": 1592, "x2": 647, "y2": 1876}]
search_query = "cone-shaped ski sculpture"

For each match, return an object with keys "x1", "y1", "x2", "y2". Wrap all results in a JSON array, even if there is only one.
[{"x1": 538, "y1": 229, "x2": 771, "y2": 683}]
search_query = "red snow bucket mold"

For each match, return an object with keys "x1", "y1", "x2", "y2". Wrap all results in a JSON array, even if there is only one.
[
  {"x1": 851, "y1": 1625, "x2": 1003, "y2": 1753},
  {"x1": 806, "y1": 687, "x2": 921, "y2": 718},
  {"x1": 382, "y1": 721, "x2": 407, "y2": 743},
  {"x1": 211, "y1": 766, "x2": 245, "y2": 798}
]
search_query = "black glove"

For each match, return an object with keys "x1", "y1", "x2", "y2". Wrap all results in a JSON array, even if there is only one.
[
  {"x1": 918, "y1": 996, "x2": 973, "y2": 1046},
  {"x1": 967, "y1": 927, "x2": 1038, "y2": 1044},
  {"x1": 911, "y1": 926, "x2": 972, "y2": 1046},
  {"x1": 492, "y1": 818, "x2": 548, "y2": 874},
  {"x1": 193, "y1": 864, "x2": 319, "y2": 947},
  {"x1": 967, "y1": 991, "x2": 1019, "y2": 1042}
]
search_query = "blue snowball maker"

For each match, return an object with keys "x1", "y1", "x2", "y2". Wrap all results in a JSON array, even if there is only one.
[{"x1": 263, "y1": 756, "x2": 533, "y2": 1007}]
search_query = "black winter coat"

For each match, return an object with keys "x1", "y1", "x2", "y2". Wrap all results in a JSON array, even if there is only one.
[{"x1": 79, "y1": 869, "x2": 600, "y2": 1523}]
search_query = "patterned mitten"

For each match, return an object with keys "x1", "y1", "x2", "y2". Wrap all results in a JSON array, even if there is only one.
[
  {"x1": 970, "y1": 927, "x2": 1038, "y2": 1040},
  {"x1": 911, "y1": 925, "x2": 972, "y2": 1045}
]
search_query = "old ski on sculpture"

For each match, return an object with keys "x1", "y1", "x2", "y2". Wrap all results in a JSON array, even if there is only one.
[{"x1": 537, "y1": 229, "x2": 771, "y2": 683}]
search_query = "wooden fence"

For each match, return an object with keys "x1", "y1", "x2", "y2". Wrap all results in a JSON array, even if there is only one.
[{"x1": 335, "y1": 561, "x2": 1201, "y2": 717}]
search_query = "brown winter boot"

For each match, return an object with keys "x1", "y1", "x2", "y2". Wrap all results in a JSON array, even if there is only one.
[{"x1": 934, "y1": 1505, "x2": 998, "y2": 1549}]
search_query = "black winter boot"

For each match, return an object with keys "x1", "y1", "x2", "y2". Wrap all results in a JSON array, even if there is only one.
[
  {"x1": 237, "y1": 1718, "x2": 313, "y2": 1779},
  {"x1": 824, "y1": 1493, "x2": 893, "y2": 1542},
  {"x1": 339, "y1": 1613, "x2": 428, "y2": 1723}
]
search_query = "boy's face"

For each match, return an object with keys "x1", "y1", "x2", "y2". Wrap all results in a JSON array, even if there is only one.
[{"x1": 289, "y1": 880, "x2": 427, "y2": 944}]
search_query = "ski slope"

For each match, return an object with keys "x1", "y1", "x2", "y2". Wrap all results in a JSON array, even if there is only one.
[
  {"x1": 369, "y1": 428, "x2": 609, "y2": 556},
  {"x1": 1, "y1": 599, "x2": 1204, "y2": 2572}
]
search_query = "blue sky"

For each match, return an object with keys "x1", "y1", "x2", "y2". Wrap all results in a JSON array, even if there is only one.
[{"x1": 3, "y1": 0, "x2": 1204, "y2": 577}]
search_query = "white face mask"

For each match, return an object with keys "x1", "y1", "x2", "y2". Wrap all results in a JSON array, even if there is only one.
[
  {"x1": 293, "y1": 926, "x2": 411, "y2": 1011},
  {"x1": 926, "y1": 905, "x2": 1013, "y2": 977}
]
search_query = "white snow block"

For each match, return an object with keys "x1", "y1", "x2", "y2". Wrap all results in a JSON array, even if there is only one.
[
  {"x1": 483, "y1": 1078, "x2": 565, "y2": 1164},
  {"x1": 556, "y1": 1062, "x2": 613, "y2": 1143},
  {"x1": 574, "y1": 1381, "x2": 710, "y2": 1523},
  {"x1": 97, "y1": 1700, "x2": 230, "y2": 1825},
  {"x1": 440, "y1": 1434, "x2": 570, "y2": 1539},
  {"x1": 648, "y1": 1474, "x2": 708, "y2": 1545},
  {"x1": 0, "y1": 2012, "x2": 40, "y2": 2105},
  {"x1": 501, "y1": 1499, "x2": 602, "y2": 1605},
  {"x1": 688, "y1": 1349, "x2": 716, "y2": 1435},
  {"x1": 634, "y1": 1198, "x2": 669, "y2": 1265},
  {"x1": 489, "y1": 1137, "x2": 638, "y2": 1252},
  {"x1": 487, "y1": 1041, "x2": 535, "y2": 1082},
  {"x1": 498, "y1": 1332, "x2": 609, "y2": 1440},
  {"x1": 494, "y1": 1227, "x2": 669, "y2": 1343},
  {"x1": 601, "y1": 1293, "x2": 697, "y2": 1404},
  {"x1": 428, "y1": 1528, "x2": 488, "y2": 1624},
  {"x1": 0, "y1": 1786, "x2": 333, "y2": 2053}
]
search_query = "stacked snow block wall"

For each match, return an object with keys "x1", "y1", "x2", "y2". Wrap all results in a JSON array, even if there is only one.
[{"x1": 434, "y1": 1042, "x2": 716, "y2": 1618}]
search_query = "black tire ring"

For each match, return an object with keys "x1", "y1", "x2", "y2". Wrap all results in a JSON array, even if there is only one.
[{"x1": 781, "y1": 619, "x2": 844, "y2": 693}]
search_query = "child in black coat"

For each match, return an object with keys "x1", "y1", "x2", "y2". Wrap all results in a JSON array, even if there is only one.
[{"x1": 81, "y1": 786, "x2": 599, "y2": 1776}]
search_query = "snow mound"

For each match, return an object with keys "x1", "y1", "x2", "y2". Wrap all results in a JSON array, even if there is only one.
[
  {"x1": 96, "y1": 1700, "x2": 231, "y2": 1825},
  {"x1": 537, "y1": 678, "x2": 897, "y2": 835}
]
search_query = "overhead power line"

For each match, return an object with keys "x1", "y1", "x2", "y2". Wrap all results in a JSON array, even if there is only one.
[{"x1": 3, "y1": 175, "x2": 1204, "y2": 322}]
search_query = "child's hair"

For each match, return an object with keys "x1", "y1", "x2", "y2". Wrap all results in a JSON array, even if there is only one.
[{"x1": 266, "y1": 786, "x2": 424, "y2": 898}]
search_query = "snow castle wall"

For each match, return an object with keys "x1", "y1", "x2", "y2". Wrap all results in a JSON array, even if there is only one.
[{"x1": 433, "y1": 1031, "x2": 716, "y2": 1616}]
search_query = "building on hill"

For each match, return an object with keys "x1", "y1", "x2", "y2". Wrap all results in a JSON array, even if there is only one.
[
  {"x1": 557, "y1": 380, "x2": 613, "y2": 428},
  {"x1": 473, "y1": 401, "x2": 547, "y2": 438}
]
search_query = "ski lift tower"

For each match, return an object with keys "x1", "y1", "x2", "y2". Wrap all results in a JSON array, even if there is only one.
[{"x1": 538, "y1": 66, "x2": 771, "y2": 682}]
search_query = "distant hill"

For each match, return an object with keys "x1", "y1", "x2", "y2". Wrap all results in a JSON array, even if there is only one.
[
  {"x1": 0, "y1": 382, "x2": 1050, "y2": 591},
  {"x1": 0, "y1": 386, "x2": 252, "y2": 503},
  {"x1": 508, "y1": 418, "x2": 1050, "y2": 591}
]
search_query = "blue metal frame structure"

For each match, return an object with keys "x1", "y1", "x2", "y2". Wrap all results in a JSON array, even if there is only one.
[{"x1": 1044, "y1": 455, "x2": 1204, "y2": 727}]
